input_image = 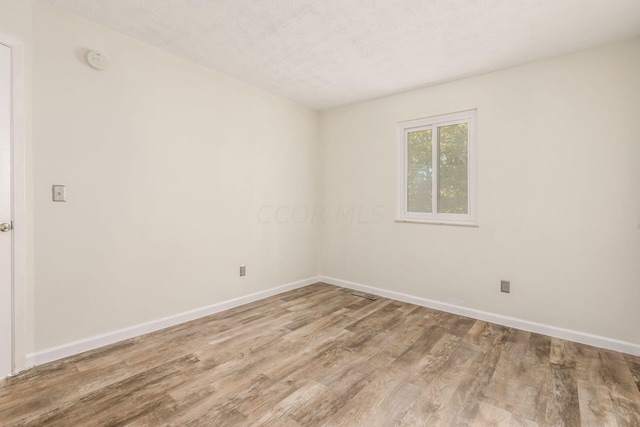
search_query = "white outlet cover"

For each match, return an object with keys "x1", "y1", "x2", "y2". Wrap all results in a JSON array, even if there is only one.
[{"x1": 86, "y1": 50, "x2": 109, "y2": 70}]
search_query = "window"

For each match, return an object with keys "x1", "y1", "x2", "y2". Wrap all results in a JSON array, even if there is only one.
[{"x1": 397, "y1": 110, "x2": 477, "y2": 226}]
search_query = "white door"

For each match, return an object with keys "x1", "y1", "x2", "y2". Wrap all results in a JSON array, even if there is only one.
[{"x1": 0, "y1": 42, "x2": 13, "y2": 378}]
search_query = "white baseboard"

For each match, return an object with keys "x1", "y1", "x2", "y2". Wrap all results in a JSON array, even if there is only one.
[
  {"x1": 26, "y1": 276, "x2": 320, "y2": 367},
  {"x1": 24, "y1": 274, "x2": 640, "y2": 368},
  {"x1": 319, "y1": 276, "x2": 640, "y2": 357}
]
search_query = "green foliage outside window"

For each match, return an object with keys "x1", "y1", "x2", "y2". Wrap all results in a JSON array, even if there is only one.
[{"x1": 407, "y1": 123, "x2": 468, "y2": 214}]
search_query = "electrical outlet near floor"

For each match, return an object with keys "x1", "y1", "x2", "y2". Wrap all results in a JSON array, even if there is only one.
[
  {"x1": 240, "y1": 265, "x2": 246, "y2": 277},
  {"x1": 501, "y1": 280, "x2": 510, "y2": 293}
]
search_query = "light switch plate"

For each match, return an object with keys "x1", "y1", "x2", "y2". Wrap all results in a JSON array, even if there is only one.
[{"x1": 52, "y1": 185, "x2": 66, "y2": 202}]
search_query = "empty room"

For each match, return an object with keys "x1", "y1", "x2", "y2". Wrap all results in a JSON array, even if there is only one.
[{"x1": 1, "y1": 0, "x2": 639, "y2": 425}]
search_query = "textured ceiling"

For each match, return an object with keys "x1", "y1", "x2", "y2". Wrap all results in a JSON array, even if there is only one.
[{"x1": 42, "y1": 0, "x2": 640, "y2": 110}]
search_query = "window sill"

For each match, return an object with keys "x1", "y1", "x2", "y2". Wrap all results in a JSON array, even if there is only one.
[{"x1": 395, "y1": 218, "x2": 478, "y2": 227}]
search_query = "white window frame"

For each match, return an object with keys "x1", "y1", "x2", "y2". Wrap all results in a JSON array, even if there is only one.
[{"x1": 396, "y1": 109, "x2": 477, "y2": 226}]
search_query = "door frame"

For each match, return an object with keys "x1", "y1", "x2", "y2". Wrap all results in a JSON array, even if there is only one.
[{"x1": 0, "y1": 33, "x2": 26, "y2": 375}]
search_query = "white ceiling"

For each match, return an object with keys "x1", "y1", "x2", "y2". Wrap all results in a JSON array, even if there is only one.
[{"x1": 43, "y1": 0, "x2": 640, "y2": 111}]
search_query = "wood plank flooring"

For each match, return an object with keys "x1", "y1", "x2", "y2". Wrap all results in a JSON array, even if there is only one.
[{"x1": 1, "y1": 282, "x2": 639, "y2": 426}]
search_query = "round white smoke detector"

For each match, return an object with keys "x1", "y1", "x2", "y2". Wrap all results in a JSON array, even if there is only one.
[{"x1": 86, "y1": 50, "x2": 109, "y2": 70}]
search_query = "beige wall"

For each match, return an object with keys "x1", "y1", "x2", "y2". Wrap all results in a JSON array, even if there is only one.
[
  {"x1": 2, "y1": 0, "x2": 639, "y2": 356},
  {"x1": 0, "y1": 0, "x2": 31, "y2": 42},
  {"x1": 319, "y1": 38, "x2": 640, "y2": 345},
  {"x1": 32, "y1": 3, "x2": 320, "y2": 350}
]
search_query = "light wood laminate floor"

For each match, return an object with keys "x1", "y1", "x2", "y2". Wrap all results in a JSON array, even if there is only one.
[{"x1": 1, "y1": 283, "x2": 639, "y2": 426}]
